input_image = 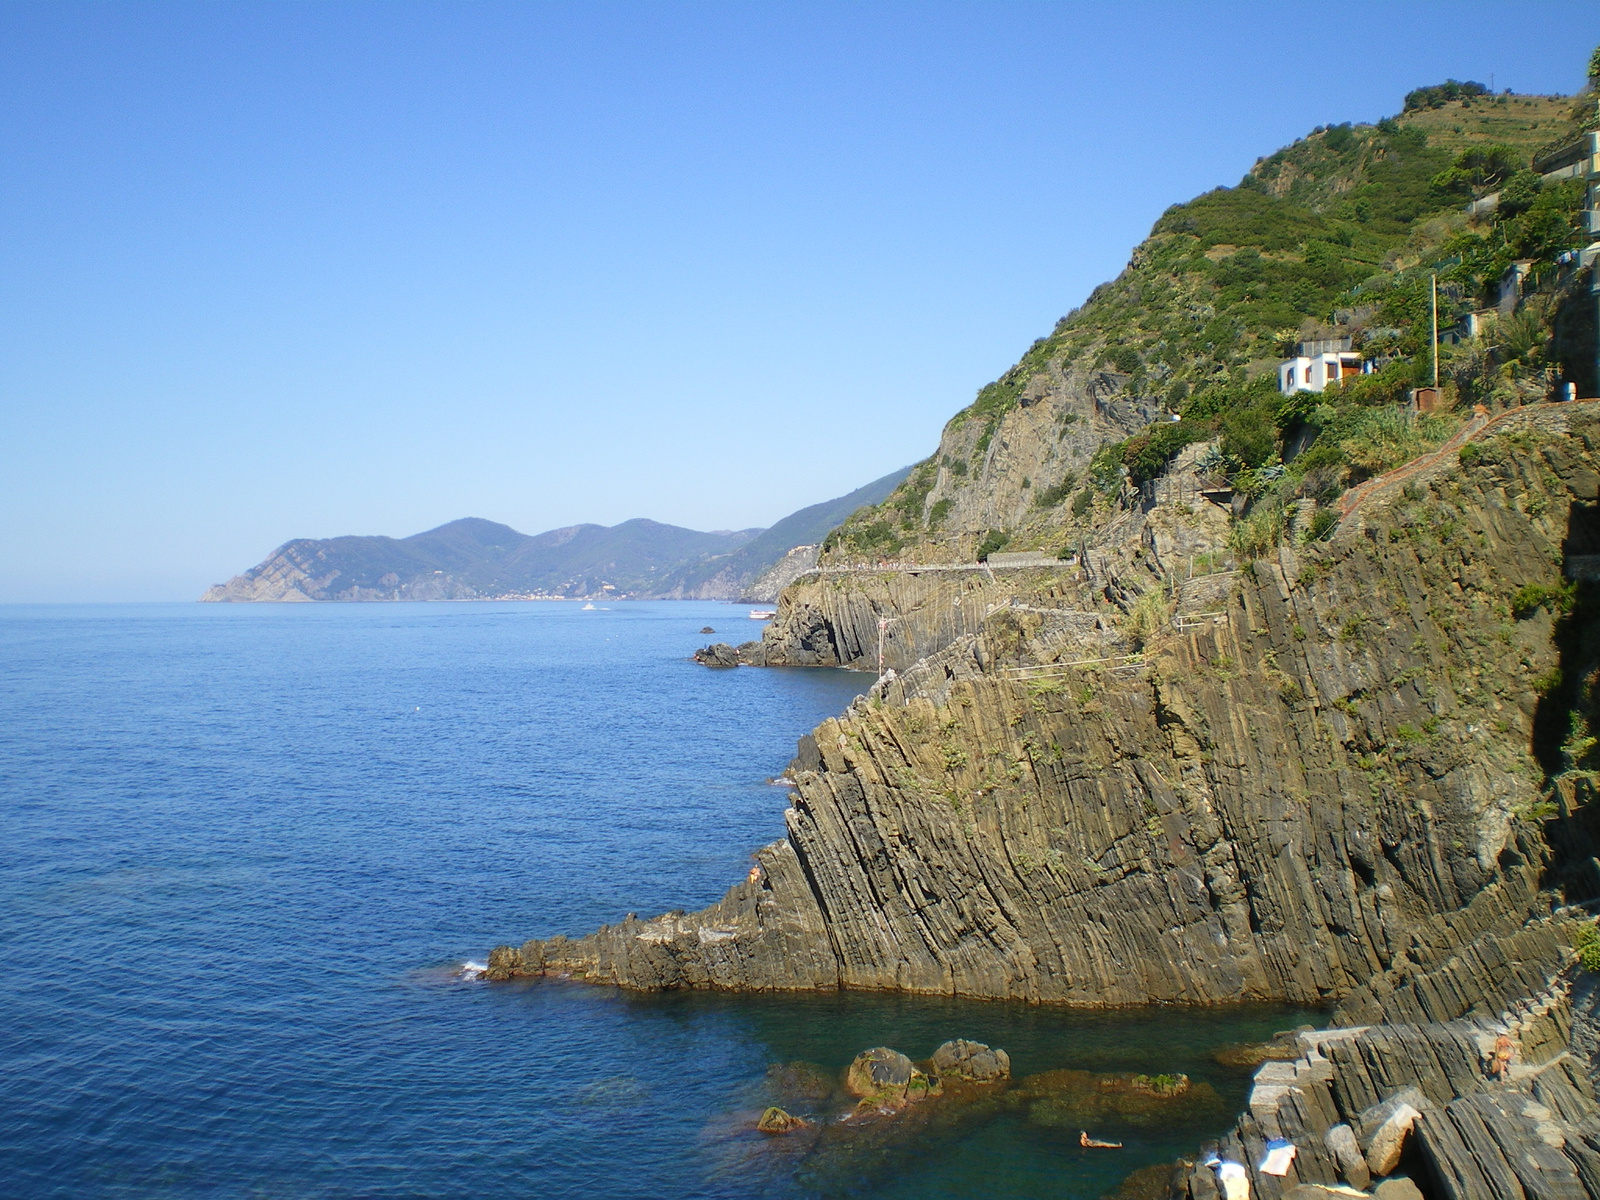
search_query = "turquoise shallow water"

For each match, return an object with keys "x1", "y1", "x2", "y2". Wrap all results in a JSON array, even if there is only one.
[{"x1": 0, "y1": 601, "x2": 1313, "y2": 1198}]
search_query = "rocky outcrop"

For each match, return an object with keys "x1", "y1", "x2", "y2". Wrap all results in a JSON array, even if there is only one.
[
  {"x1": 931, "y1": 1039, "x2": 1011, "y2": 1082},
  {"x1": 1171, "y1": 926, "x2": 1600, "y2": 1200},
  {"x1": 693, "y1": 643, "x2": 742, "y2": 668},
  {"x1": 487, "y1": 406, "x2": 1600, "y2": 1012},
  {"x1": 741, "y1": 565, "x2": 1100, "y2": 671}
]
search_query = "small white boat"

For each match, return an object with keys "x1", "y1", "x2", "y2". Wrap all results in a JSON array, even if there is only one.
[
  {"x1": 748, "y1": 609, "x2": 776, "y2": 620},
  {"x1": 582, "y1": 602, "x2": 596, "y2": 610}
]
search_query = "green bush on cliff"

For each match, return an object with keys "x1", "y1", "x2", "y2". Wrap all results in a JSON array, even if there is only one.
[
  {"x1": 975, "y1": 530, "x2": 1010, "y2": 561},
  {"x1": 1034, "y1": 472, "x2": 1078, "y2": 509},
  {"x1": 1574, "y1": 922, "x2": 1600, "y2": 973},
  {"x1": 1512, "y1": 581, "x2": 1577, "y2": 619},
  {"x1": 1404, "y1": 79, "x2": 1489, "y2": 112}
]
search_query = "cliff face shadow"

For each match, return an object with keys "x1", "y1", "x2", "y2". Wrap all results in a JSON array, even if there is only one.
[
  {"x1": 1552, "y1": 268, "x2": 1598, "y2": 400},
  {"x1": 1534, "y1": 498, "x2": 1600, "y2": 904}
]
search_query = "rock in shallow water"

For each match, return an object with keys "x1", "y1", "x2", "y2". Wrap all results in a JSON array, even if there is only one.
[
  {"x1": 693, "y1": 642, "x2": 741, "y2": 667},
  {"x1": 1014, "y1": 1070, "x2": 1223, "y2": 1130},
  {"x1": 757, "y1": 1106, "x2": 809, "y2": 1134},
  {"x1": 1213, "y1": 1026, "x2": 1313, "y2": 1069},
  {"x1": 931, "y1": 1039, "x2": 1011, "y2": 1082},
  {"x1": 845, "y1": 1047, "x2": 914, "y2": 1096},
  {"x1": 844, "y1": 1047, "x2": 940, "y2": 1113}
]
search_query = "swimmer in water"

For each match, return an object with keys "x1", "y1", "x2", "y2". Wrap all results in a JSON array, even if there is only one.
[{"x1": 1081, "y1": 1131, "x2": 1123, "y2": 1148}]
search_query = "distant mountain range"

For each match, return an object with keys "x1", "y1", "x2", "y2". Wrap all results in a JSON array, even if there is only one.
[{"x1": 200, "y1": 467, "x2": 912, "y2": 603}]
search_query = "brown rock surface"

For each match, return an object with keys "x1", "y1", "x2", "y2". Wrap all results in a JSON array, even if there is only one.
[
  {"x1": 756, "y1": 1106, "x2": 808, "y2": 1134},
  {"x1": 490, "y1": 408, "x2": 1600, "y2": 1008},
  {"x1": 931, "y1": 1039, "x2": 1011, "y2": 1082}
]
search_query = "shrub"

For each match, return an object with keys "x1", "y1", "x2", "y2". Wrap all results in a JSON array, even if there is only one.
[
  {"x1": 1307, "y1": 508, "x2": 1339, "y2": 541},
  {"x1": 1071, "y1": 490, "x2": 1093, "y2": 518},
  {"x1": 1122, "y1": 419, "x2": 1210, "y2": 485},
  {"x1": 928, "y1": 498, "x2": 953, "y2": 527},
  {"x1": 1035, "y1": 472, "x2": 1078, "y2": 509},
  {"x1": 1458, "y1": 443, "x2": 1481, "y2": 467},
  {"x1": 1511, "y1": 581, "x2": 1576, "y2": 619},
  {"x1": 1230, "y1": 500, "x2": 1288, "y2": 558},
  {"x1": 1404, "y1": 80, "x2": 1489, "y2": 112},
  {"x1": 1105, "y1": 345, "x2": 1142, "y2": 374},
  {"x1": 1088, "y1": 443, "x2": 1127, "y2": 492},
  {"x1": 1125, "y1": 589, "x2": 1171, "y2": 649},
  {"x1": 975, "y1": 530, "x2": 1010, "y2": 561},
  {"x1": 1575, "y1": 922, "x2": 1600, "y2": 973},
  {"x1": 1221, "y1": 405, "x2": 1277, "y2": 467},
  {"x1": 1498, "y1": 169, "x2": 1543, "y2": 218}
]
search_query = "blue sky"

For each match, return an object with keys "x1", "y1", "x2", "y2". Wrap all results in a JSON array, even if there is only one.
[{"x1": 2, "y1": 1, "x2": 1596, "y2": 600}]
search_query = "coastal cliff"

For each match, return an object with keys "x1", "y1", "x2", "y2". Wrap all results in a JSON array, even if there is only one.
[
  {"x1": 489, "y1": 404, "x2": 1600, "y2": 1008},
  {"x1": 486, "y1": 68, "x2": 1600, "y2": 1198}
]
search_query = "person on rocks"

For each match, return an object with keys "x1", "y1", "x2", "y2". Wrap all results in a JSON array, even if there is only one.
[
  {"x1": 1488, "y1": 1034, "x2": 1515, "y2": 1079},
  {"x1": 1080, "y1": 1131, "x2": 1123, "y2": 1148}
]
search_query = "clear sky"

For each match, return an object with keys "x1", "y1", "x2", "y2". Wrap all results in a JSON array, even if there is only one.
[{"x1": 2, "y1": 1, "x2": 1596, "y2": 600}]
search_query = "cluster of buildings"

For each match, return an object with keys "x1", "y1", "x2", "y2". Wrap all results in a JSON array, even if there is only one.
[{"x1": 1276, "y1": 130, "x2": 1600, "y2": 400}]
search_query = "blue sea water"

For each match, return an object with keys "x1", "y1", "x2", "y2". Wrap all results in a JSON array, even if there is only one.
[{"x1": 0, "y1": 602, "x2": 1311, "y2": 1198}]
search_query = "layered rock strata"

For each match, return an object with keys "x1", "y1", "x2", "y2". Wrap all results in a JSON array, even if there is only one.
[
  {"x1": 488, "y1": 407, "x2": 1600, "y2": 1014},
  {"x1": 1174, "y1": 920, "x2": 1600, "y2": 1200}
]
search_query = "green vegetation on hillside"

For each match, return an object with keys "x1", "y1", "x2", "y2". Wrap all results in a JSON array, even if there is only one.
[{"x1": 827, "y1": 46, "x2": 1599, "y2": 564}]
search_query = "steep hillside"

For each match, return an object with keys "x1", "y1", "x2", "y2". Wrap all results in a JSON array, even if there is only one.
[
  {"x1": 494, "y1": 62, "x2": 1600, "y2": 1001},
  {"x1": 485, "y1": 58, "x2": 1600, "y2": 1200},
  {"x1": 821, "y1": 84, "x2": 1595, "y2": 566}
]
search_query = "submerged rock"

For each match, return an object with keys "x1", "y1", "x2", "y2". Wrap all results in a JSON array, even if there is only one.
[
  {"x1": 1213, "y1": 1026, "x2": 1313, "y2": 1069},
  {"x1": 1100, "y1": 1162, "x2": 1185, "y2": 1200},
  {"x1": 699, "y1": 626, "x2": 715, "y2": 634},
  {"x1": 931, "y1": 1039, "x2": 1011, "y2": 1082},
  {"x1": 1013, "y1": 1070, "x2": 1223, "y2": 1130},
  {"x1": 763, "y1": 1061, "x2": 837, "y2": 1109},
  {"x1": 794, "y1": 1076, "x2": 1009, "y2": 1193}
]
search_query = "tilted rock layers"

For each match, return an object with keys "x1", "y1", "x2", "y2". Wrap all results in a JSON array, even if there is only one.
[{"x1": 489, "y1": 408, "x2": 1600, "y2": 1009}]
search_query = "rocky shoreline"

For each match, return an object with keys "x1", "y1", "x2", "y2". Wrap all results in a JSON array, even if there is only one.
[{"x1": 486, "y1": 405, "x2": 1600, "y2": 1198}]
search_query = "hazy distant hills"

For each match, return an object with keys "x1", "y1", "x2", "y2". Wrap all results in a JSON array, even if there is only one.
[
  {"x1": 200, "y1": 466, "x2": 911, "y2": 603},
  {"x1": 653, "y1": 466, "x2": 913, "y2": 599}
]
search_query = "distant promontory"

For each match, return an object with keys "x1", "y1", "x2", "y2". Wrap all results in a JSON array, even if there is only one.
[{"x1": 200, "y1": 468, "x2": 910, "y2": 603}]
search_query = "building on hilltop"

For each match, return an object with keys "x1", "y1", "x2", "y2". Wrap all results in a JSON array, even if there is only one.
[{"x1": 1277, "y1": 336, "x2": 1368, "y2": 395}]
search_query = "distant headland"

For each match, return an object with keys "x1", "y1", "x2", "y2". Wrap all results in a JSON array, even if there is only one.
[{"x1": 200, "y1": 467, "x2": 911, "y2": 603}]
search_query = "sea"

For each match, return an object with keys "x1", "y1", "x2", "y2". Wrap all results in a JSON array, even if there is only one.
[{"x1": 0, "y1": 601, "x2": 1315, "y2": 1198}]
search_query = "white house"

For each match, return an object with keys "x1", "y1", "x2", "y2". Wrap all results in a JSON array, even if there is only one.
[{"x1": 1278, "y1": 337, "x2": 1367, "y2": 395}]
